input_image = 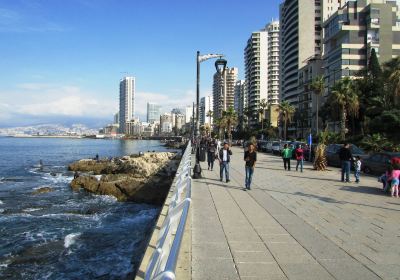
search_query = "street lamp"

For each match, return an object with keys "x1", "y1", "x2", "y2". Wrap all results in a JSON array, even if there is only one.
[{"x1": 193, "y1": 51, "x2": 225, "y2": 179}]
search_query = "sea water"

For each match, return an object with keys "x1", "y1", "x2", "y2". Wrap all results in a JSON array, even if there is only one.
[{"x1": 0, "y1": 137, "x2": 173, "y2": 279}]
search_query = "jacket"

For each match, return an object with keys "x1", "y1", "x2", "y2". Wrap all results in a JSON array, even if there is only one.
[
  {"x1": 338, "y1": 147, "x2": 353, "y2": 161},
  {"x1": 219, "y1": 148, "x2": 232, "y2": 162}
]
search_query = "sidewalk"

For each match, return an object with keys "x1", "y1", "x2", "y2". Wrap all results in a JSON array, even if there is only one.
[{"x1": 190, "y1": 147, "x2": 400, "y2": 280}]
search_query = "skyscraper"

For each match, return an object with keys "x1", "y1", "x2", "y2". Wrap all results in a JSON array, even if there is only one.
[
  {"x1": 279, "y1": 0, "x2": 322, "y2": 105},
  {"x1": 147, "y1": 102, "x2": 161, "y2": 123},
  {"x1": 212, "y1": 67, "x2": 238, "y2": 120},
  {"x1": 119, "y1": 77, "x2": 135, "y2": 134},
  {"x1": 200, "y1": 96, "x2": 213, "y2": 126},
  {"x1": 244, "y1": 29, "x2": 268, "y2": 127},
  {"x1": 266, "y1": 21, "x2": 280, "y2": 105}
]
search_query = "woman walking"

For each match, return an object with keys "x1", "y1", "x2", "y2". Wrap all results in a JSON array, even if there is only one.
[
  {"x1": 207, "y1": 138, "x2": 217, "y2": 171},
  {"x1": 244, "y1": 143, "x2": 257, "y2": 190}
]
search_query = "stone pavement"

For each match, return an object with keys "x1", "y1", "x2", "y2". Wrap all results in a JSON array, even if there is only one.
[{"x1": 190, "y1": 147, "x2": 400, "y2": 280}]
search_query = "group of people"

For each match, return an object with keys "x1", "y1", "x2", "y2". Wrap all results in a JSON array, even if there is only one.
[
  {"x1": 281, "y1": 144, "x2": 305, "y2": 172},
  {"x1": 204, "y1": 138, "x2": 257, "y2": 190},
  {"x1": 379, "y1": 157, "x2": 400, "y2": 198}
]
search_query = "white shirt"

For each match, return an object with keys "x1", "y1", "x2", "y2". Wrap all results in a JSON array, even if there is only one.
[
  {"x1": 356, "y1": 160, "x2": 362, "y2": 171},
  {"x1": 223, "y1": 150, "x2": 228, "y2": 161}
]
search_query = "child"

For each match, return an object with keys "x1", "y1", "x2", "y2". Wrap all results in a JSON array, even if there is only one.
[
  {"x1": 354, "y1": 156, "x2": 361, "y2": 183},
  {"x1": 387, "y1": 168, "x2": 400, "y2": 197}
]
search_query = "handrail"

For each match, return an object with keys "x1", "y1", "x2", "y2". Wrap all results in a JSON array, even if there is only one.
[{"x1": 145, "y1": 142, "x2": 192, "y2": 280}]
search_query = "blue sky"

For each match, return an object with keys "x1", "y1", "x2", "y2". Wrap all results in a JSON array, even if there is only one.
[{"x1": 0, "y1": 0, "x2": 280, "y2": 128}]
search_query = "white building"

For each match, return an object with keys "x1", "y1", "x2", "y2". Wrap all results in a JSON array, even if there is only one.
[
  {"x1": 234, "y1": 80, "x2": 246, "y2": 117},
  {"x1": 212, "y1": 67, "x2": 238, "y2": 120},
  {"x1": 266, "y1": 21, "x2": 280, "y2": 105},
  {"x1": 200, "y1": 96, "x2": 213, "y2": 126},
  {"x1": 244, "y1": 29, "x2": 268, "y2": 127},
  {"x1": 119, "y1": 77, "x2": 135, "y2": 134},
  {"x1": 184, "y1": 105, "x2": 194, "y2": 124},
  {"x1": 147, "y1": 103, "x2": 161, "y2": 123}
]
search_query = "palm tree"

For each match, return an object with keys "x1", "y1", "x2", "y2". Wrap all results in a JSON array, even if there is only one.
[
  {"x1": 221, "y1": 107, "x2": 238, "y2": 144},
  {"x1": 278, "y1": 101, "x2": 295, "y2": 140},
  {"x1": 258, "y1": 98, "x2": 268, "y2": 131},
  {"x1": 206, "y1": 110, "x2": 213, "y2": 127},
  {"x1": 331, "y1": 77, "x2": 360, "y2": 140},
  {"x1": 389, "y1": 69, "x2": 400, "y2": 104},
  {"x1": 311, "y1": 76, "x2": 325, "y2": 135}
]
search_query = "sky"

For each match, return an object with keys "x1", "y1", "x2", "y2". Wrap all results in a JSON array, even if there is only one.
[{"x1": 0, "y1": 0, "x2": 280, "y2": 128}]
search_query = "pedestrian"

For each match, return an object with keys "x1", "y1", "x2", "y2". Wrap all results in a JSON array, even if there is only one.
[
  {"x1": 338, "y1": 143, "x2": 353, "y2": 182},
  {"x1": 295, "y1": 144, "x2": 304, "y2": 172},
  {"x1": 95, "y1": 154, "x2": 99, "y2": 162},
  {"x1": 244, "y1": 143, "x2": 257, "y2": 190},
  {"x1": 218, "y1": 142, "x2": 232, "y2": 183},
  {"x1": 282, "y1": 144, "x2": 292, "y2": 171},
  {"x1": 207, "y1": 139, "x2": 217, "y2": 171},
  {"x1": 387, "y1": 167, "x2": 400, "y2": 197},
  {"x1": 354, "y1": 156, "x2": 362, "y2": 183}
]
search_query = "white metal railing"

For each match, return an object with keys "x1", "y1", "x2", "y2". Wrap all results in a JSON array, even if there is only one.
[{"x1": 145, "y1": 142, "x2": 192, "y2": 280}]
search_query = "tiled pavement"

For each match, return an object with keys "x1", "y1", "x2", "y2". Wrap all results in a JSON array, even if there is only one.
[{"x1": 190, "y1": 147, "x2": 400, "y2": 280}]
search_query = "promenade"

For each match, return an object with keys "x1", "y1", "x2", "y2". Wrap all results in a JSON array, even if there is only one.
[{"x1": 190, "y1": 147, "x2": 400, "y2": 280}]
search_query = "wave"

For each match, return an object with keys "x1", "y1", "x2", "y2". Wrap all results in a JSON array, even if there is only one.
[
  {"x1": 41, "y1": 174, "x2": 73, "y2": 184},
  {"x1": 22, "y1": 208, "x2": 43, "y2": 212},
  {"x1": 0, "y1": 200, "x2": 3, "y2": 204},
  {"x1": 64, "y1": 233, "x2": 81, "y2": 249}
]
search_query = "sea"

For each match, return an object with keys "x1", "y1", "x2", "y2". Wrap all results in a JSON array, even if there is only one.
[{"x1": 0, "y1": 137, "x2": 175, "y2": 280}]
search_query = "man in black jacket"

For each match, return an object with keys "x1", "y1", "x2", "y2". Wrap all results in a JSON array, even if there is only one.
[
  {"x1": 338, "y1": 143, "x2": 353, "y2": 182},
  {"x1": 218, "y1": 142, "x2": 232, "y2": 182}
]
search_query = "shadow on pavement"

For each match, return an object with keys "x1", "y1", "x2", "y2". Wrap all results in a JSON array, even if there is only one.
[
  {"x1": 286, "y1": 174, "x2": 340, "y2": 183},
  {"x1": 339, "y1": 185, "x2": 383, "y2": 195}
]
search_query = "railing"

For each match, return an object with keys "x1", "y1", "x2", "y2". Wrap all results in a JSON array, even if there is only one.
[{"x1": 145, "y1": 142, "x2": 192, "y2": 280}]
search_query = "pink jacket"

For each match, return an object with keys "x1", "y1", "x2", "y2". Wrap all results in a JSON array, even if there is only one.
[{"x1": 388, "y1": 170, "x2": 400, "y2": 181}]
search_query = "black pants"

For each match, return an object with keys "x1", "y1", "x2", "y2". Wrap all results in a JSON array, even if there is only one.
[
  {"x1": 207, "y1": 152, "x2": 215, "y2": 169},
  {"x1": 283, "y1": 158, "x2": 291, "y2": 170}
]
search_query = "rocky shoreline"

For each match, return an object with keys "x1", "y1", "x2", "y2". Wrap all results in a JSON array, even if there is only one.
[{"x1": 68, "y1": 152, "x2": 180, "y2": 205}]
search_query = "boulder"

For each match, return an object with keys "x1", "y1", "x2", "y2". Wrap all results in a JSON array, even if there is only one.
[
  {"x1": 32, "y1": 186, "x2": 54, "y2": 195},
  {"x1": 69, "y1": 152, "x2": 180, "y2": 205}
]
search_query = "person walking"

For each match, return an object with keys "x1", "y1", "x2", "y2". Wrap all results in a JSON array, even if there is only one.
[
  {"x1": 244, "y1": 143, "x2": 257, "y2": 190},
  {"x1": 218, "y1": 142, "x2": 232, "y2": 183},
  {"x1": 295, "y1": 144, "x2": 304, "y2": 172},
  {"x1": 207, "y1": 139, "x2": 217, "y2": 171},
  {"x1": 338, "y1": 143, "x2": 353, "y2": 182},
  {"x1": 282, "y1": 144, "x2": 293, "y2": 171},
  {"x1": 354, "y1": 156, "x2": 362, "y2": 183}
]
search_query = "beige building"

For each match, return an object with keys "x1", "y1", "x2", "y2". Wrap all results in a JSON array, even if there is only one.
[
  {"x1": 267, "y1": 21, "x2": 280, "y2": 105},
  {"x1": 212, "y1": 67, "x2": 238, "y2": 120}
]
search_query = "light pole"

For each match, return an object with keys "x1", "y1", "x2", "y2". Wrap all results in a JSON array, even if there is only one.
[
  {"x1": 215, "y1": 57, "x2": 227, "y2": 117},
  {"x1": 193, "y1": 51, "x2": 225, "y2": 179}
]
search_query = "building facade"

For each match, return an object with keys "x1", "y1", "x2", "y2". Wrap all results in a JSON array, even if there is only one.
[
  {"x1": 244, "y1": 30, "x2": 268, "y2": 127},
  {"x1": 200, "y1": 96, "x2": 213, "y2": 126},
  {"x1": 234, "y1": 80, "x2": 246, "y2": 129},
  {"x1": 212, "y1": 67, "x2": 238, "y2": 120},
  {"x1": 279, "y1": 0, "x2": 322, "y2": 106},
  {"x1": 323, "y1": 0, "x2": 400, "y2": 90},
  {"x1": 267, "y1": 21, "x2": 280, "y2": 105},
  {"x1": 119, "y1": 77, "x2": 135, "y2": 134},
  {"x1": 147, "y1": 103, "x2": 161, "y2": 123}
]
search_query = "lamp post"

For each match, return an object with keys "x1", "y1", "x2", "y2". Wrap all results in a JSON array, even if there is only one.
[{"x1": 193, "y1": 51, "x2": 225, "y2": 179}]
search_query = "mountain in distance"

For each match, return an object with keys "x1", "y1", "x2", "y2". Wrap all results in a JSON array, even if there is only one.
[{"x1": 0, "y1": 123, "x2": 99, "y2": 136}]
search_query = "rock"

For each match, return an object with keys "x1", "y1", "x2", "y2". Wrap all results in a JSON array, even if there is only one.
[
  {"x1": 69, "y1": 152, "x2": 180, "y2": 204},
  {"x1": 32, "y1": 187, "x2": 54, "y2": 195}
]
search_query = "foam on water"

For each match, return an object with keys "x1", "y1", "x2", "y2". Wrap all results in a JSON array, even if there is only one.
[
  {"x1": 22, "y1": 208, "x2": 43, "y2": 212},
  {"x1": 0, "y1": 200, "x2": 3, "y2": 204},
  {"x1": 64, "y1": 232, "x2": 81, "y2": 248}
]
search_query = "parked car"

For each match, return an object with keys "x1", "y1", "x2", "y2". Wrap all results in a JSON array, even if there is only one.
[
  {"x1": 325, "y1": 144, "x2": 367, "y2": 167},
  {"x1": 362, "y1": 152, "x2": 400, "y2": 175},
  {"x1": 265, "y1": 141, "x2": 274, "y2": 153},
  {"x1": 271, "y1": 141, "x2": 281, "y2": 155},
  {"x1": 258, "y1": 140, "x2": 268, "y2": 152}
]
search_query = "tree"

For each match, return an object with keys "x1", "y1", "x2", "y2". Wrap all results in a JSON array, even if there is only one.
[
  {"x1": 206, "y1": 110, "x2": 213, "y2": 127},
  {"x1": 213, "y1": 118, "x2": 225, "y2": 140},
  {"x1": 278, "y1": 101, "x2": 295, "y2": 140},
  {"x1": 331, "y1": 77, "x2": 359, "y2": 140},
  {"x1": 221, "y1": 107, "x2": 238, "y2": 144},
  {"x1": 258, "y1": 99, "x2": 268, "y2": 131},
  {"x1": 389, "y1": 69, "x2": 400, "y2": 105},
  {"x1": 310, "y1": 75, "x2": 325, "y2": 135},
  {"x1": 368, "y1": 48, "x2": 382, "y2": 79}
]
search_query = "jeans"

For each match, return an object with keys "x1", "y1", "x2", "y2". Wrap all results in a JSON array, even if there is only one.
[
  {"x1": 355, "y1": 170, "x2": 360, "y2": 182},
  {"x1": 283, "y1": 158, "x2": 291, "y2": 170},
  {"x1": 245, "y1": 166, "x2": 254, "y2": 189},
  {"x1": 207, "y1": 152, "x2": 215, "y2": 170},
  {"x1": 220, "y1": 161, "x2": 229, "y2": 181},
  {"x1": 341, "y1": 161, "x2": 351, "y2": 182},
  {"x1": 296, "y1": 159, "x2": 303, "y2": 172}
]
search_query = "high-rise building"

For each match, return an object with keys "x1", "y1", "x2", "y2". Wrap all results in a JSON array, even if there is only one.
[
  {"x1": 266, "y1": 21, "x2": 280, "y2": 105},
  {"x1": 280, "y1": 0, "x2": 322, "y2": 106},
  {"x1": 244, "y1": 30, "x2": 268, "y2": 127},
  {"x1": 323, "y1": 0, "x2": 400, "y2": 88},
  {"x1": 147, "y1": 102, "x2": 161, "y2": 123},
  {"x1": 119, "y1": 77, "x2": 135, "y2": 134},
  {"x1": 185, "y1": 105, "x2": 194, "y2": 124},
  {"x1": 212, "y1": 67, "x2": 238, "y2": 120},
  {"x1": 200, "y1": 96, "x2": 213, "y2": 126},
  {"x1": 234, "y1": 80, "x2": 247, "y2": 129}
]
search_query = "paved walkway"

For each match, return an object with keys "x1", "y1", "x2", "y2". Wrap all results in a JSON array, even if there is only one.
[{"x1": 191, "y1": 147, "x2": 400, "y2": 280}]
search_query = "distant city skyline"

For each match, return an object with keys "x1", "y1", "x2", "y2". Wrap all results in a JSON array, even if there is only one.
[{"x1": 0, "y1": 0, "x2": 280, "y2": 127}]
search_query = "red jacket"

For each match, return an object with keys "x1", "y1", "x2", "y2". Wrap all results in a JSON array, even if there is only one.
[{"x1": 295, "y1": 148, "x2": 304, "y2": 160}]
